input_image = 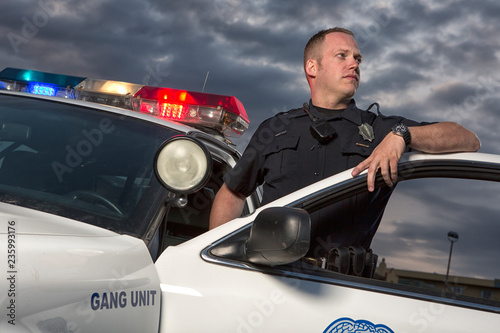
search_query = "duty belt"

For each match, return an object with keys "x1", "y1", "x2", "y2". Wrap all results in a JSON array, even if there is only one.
[{"x1": 302, "y1": 246, "x2": 378, "y2": 279}]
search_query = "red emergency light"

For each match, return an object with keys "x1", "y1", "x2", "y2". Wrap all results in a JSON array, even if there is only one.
[{"x1": 133, "y1": 86, "x2": 249, "y2": 137}]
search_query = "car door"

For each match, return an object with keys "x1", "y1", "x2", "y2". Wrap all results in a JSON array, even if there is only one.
[{"x1": 159, "y1": 152, "x2": 500, "y2": 332}]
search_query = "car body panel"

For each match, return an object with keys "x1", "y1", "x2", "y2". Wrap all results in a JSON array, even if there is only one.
[
  {"x1": 0, "y1": 203, "x2": 160, "y2": 333},
  {"x1": 157, "y1": 224, "x2": 498, "y2": 332}
]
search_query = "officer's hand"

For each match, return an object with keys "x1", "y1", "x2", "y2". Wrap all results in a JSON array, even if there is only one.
[{"x1": 351, "y1": 133, "x2": 406, "y2": 192}]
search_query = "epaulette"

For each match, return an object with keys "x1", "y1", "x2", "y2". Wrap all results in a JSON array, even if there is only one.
[{"x1": 277, "y1": 106, "x2": 309, "y2": 119}]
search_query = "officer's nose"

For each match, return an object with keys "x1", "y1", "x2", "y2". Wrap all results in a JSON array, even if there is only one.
[{"x1": 348, "y1": 57, "x2": 360, "y2": 70}]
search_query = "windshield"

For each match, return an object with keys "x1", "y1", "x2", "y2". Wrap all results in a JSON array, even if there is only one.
[{"x1": 0, "y1": 94, "x2": 180, "y2": 237}]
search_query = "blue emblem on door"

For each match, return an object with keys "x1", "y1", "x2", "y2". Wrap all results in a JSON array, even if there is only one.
[{"x1": 323, "y1": 317, "x2": 394, "y2": 333}]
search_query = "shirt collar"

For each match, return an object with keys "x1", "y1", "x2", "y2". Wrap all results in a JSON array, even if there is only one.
[{"x1": 308, "y1": 99, "x2": 363, "y2": 125}]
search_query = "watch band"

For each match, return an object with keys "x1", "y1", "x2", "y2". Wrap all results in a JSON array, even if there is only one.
[{"x1": 392, "y1": 123, "x2": 411, "y2": 146}]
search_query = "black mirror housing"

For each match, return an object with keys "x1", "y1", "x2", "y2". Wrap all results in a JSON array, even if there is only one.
[
  {"x1": 245, "y1": 207, "x2": 310, "y2": 266},
  {"x1": 210, "y1": 207, "x2": 311, "y2": 266}
]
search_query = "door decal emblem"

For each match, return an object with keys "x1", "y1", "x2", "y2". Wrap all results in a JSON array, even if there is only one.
[{"x1": 323, "y1": 317, "x2": 394, "y2": 333}]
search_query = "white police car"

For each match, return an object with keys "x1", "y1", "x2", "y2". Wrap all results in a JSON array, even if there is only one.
[{"x1": 0, "y1": 68, "x2": 498, "y2": 332}]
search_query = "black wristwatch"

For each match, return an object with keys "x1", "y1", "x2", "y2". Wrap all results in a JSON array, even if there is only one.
[{"x1": 391, "y1": 123, "x2": 411, "y2": 146}]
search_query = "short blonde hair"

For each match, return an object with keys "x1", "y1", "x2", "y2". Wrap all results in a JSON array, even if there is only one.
[{"x1": 303, "y1": 27, "x2": 356, "y2": 71}]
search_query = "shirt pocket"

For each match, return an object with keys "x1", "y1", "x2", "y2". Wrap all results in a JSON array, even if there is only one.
[
  {"x1": 341, "y1": 141, "x2": 375, "y2": 156},
  {"x1": 262, "y1": 135, "x2": 300, "y2": 184},
  {"x1": 341, "y1": 140, "x2": 375, "y2": 166}
]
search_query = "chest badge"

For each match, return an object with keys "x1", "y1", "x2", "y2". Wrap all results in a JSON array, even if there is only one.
[{"x1": 358, "y1": 123, "x2": 374, "y2": 142}]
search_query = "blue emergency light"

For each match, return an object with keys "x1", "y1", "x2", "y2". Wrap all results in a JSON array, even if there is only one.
[
  {"x1": 0, "y1": 67, "x2": 85, "y2": 97},
  {"x1": 28, "y1": 83, "x2": 57, "y2": 96}
]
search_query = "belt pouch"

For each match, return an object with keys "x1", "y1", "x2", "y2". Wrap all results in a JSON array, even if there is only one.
[{"x1": 326, "y1": 247, "x2": 350, "y2": 274}]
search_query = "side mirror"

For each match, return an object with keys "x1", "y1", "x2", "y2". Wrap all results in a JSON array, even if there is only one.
[{"x1": 211, "y1": 207, "x2": 311, "y2": 266}]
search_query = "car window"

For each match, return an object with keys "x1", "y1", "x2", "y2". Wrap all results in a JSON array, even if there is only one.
[
  {"x1": 207, "y1": 167, "x2": 500, "y2": 312},
  {"x1": 0, "y1": 94, "x2": 178, "y2": 237},
  {"x1": 372, "y1": 177, "x2": 500, "y2": 304}
]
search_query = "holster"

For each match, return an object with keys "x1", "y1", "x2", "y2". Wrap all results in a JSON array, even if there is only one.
[
  {"x1": 348, "y1": 246, "x2": 365, "y2": 276},
  {"x1": 363, "y1": 249, "x2": 378, "y2": 278},
  {"x1": 325, "y1": 246, "x2": 378, "y2": 279}
]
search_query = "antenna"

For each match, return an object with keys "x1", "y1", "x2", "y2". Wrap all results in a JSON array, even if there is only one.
[
  {"x1": 145, "y1": 64, "x2": 153, "y2": 85},
  {"x1": 202, "y1": 71, "x2": 210, "y2": 92}
]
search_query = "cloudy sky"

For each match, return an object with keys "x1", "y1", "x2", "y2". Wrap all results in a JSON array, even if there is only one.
[{"x1": 1, "y1": 1, "x2": 499, "y2": 279}]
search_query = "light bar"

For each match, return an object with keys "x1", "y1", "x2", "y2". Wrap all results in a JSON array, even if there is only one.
[{"x1": 0, "y1": 67, "x2": 249, "y2": 137}]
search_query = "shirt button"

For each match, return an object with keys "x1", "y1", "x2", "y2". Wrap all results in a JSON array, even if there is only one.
[{"x1": 314, "y1": 172, "x2": 320, "y2": 176}]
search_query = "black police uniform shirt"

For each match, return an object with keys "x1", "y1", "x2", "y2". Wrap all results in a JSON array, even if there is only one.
[{"x1": 224, "y1": 99, "x2": 429, "y2": 258}]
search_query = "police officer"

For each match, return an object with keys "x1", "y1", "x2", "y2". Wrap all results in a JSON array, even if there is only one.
[{"x1": 209, "y1": 27, "x2": 480, "y2": 259}]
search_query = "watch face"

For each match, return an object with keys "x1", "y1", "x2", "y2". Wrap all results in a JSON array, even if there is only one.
[
  {"x1": 392, "y1": 123, "x2": 411, "y2": 145},
  {"x1": 394, "y1": 123, "x2": 408, "y2": 133}
]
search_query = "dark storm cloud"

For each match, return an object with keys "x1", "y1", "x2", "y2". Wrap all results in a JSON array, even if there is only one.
[
  {"x1": 1, "y1": 0, "x2": 166, "y2": 78},
  {"x1": 362, "y1": 66, "x2": 427, "y2": 96},
  {"x1": 343, "y1": 0, "x2": 500, "y2": 133}
]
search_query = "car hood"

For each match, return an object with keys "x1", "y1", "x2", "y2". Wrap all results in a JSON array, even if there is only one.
[{"x1": 0, "y1": 201, "x2": 118, "y2": 237}]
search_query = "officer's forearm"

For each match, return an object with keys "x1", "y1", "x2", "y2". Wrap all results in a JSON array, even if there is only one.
[
  {"x1": 209, "y1": 183, "x2": 246, "y2": 229},
  {"x1": 409, "y1": 122, "x2": 480, "y2": 153}
]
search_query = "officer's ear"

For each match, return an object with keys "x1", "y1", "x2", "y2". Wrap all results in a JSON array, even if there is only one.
[{"x1": 305, "y1": 59, "x2": 318, "y2": 78}]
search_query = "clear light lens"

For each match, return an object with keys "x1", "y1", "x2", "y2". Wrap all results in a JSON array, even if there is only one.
[
  {"x1": 76, "y1": 79, "x2": 143, "y2": 96},
  {"x1": 155, "y1": 137, "x2": 211, "y2": 193},
  {"x1": 75, "y1": 79, "x2": 144, "y2": 108}
]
